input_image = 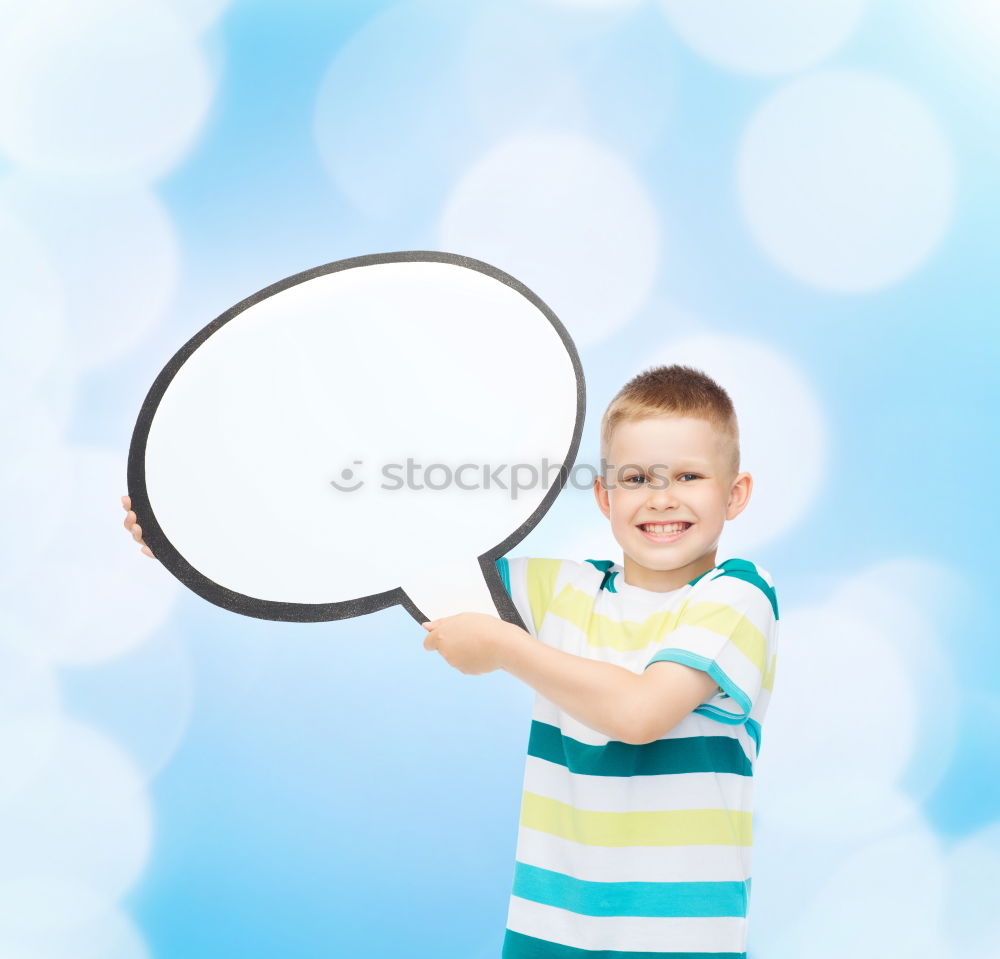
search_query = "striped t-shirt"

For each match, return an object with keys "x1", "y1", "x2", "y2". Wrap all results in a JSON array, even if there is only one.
[{"x1": 495, "y1": 555, "x2": 779, "y2": 959}]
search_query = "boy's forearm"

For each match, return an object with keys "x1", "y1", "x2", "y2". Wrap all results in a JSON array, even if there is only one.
[{"x1": 498, "y1": 624, "x2": 642, "y2": 743}]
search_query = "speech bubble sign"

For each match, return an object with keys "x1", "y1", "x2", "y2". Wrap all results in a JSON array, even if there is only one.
[{"x1": 127, "y1": 251, "x2": 584, "y2": 625}]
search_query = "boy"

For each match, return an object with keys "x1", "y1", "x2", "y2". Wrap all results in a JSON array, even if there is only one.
[
  {"x1": 122, "y1": 363, "x2": 778, "y2": 958},
  {"x1": 420, "y1": 364, "x2": 779, "y2": 958}
]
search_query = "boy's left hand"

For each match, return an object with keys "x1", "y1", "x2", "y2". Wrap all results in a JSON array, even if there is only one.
[{"x1": 421, "y1": 613, "x2": 516, "y2": 675}]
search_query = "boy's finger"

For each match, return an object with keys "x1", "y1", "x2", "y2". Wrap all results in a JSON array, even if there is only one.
[
  {"x1": 132, "y1": 524, "x2": 143, "y2": 541},
  {"x1": 141, "y1": 546, "x2": 155, "y2": 559},
  {"x1": 121, "y1": 495, "x2": 130, "y2": 509}
]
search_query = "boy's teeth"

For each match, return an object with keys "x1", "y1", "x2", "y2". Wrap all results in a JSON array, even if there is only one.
[{"x1": 642, "y1": 523, "x2": 690, "y2": 533}]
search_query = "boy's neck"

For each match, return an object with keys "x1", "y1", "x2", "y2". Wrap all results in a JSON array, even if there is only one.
[{"x1": 621, "y1": 550, "x2": 719, "y2": 592}]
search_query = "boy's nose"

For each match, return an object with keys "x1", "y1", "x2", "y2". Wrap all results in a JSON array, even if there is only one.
[{"x1": 646, "y1": 483, "x2": 680, "y2": 506}]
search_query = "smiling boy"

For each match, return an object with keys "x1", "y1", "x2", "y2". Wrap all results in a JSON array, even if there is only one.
[
  {"x1": 121, "y1": 362, "x2": 778, "y2": 958},
  {"x1": 421, "y1": 364, "x2": 780, "y2": 958}
]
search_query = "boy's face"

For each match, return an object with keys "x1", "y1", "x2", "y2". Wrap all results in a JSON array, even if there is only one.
[{"x1": 593, "y1": 415, "x2": 752, "y2": 592}]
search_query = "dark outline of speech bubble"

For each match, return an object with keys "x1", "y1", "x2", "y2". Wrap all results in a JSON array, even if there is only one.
[{"x1": 128, "y1": 250, "x2": 586, "y2": 628}]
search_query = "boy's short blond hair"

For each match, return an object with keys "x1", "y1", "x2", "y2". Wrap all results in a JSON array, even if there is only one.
[{"x1": 600, "y1": 364, "x2": 741, "y2": 481}]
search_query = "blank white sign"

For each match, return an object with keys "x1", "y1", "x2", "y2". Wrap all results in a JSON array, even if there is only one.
[{"x1": 128, "y1": 252, "x2": 584, "y2": 624}]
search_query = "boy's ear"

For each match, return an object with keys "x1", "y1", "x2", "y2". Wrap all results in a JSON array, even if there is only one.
[
  {"x1": 593, "y1": 475, "x2": 611, "y2": 520},
  {"x1": 726, "y1": 471, "x2": 753, "y2": 520}
]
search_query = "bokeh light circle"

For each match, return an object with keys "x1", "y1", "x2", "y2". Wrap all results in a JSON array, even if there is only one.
[
  {"x1": 440, "y1": 132, "x2": 660, "y2": 348},
  {"x1": 0, "y1": 0, "x2": 213, "y2": 179},
  {"x1": 3, "y1": 447, "x2": 179, "y2": 666},
  {"x1": 738, "y1": 70, "x2": 955, "y2": 292},
  {"x1": 660, "y1": 0, "x2": 866, "y2": 75},
  {"x1": 0, "y1": 719, "x2": 152, "y2": 901},
  {"x1": 0, "y1": 879, "x2": 151, "y2": 958},
  {"x1": 0, "y1": 176, "x2": 179, "y2": 370}
]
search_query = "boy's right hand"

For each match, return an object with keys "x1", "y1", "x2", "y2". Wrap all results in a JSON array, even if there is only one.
[{"x1": 121, "y1": 494, "x2": 156, "y2": 559}]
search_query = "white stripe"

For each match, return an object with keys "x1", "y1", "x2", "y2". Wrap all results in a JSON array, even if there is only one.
[
  {"x1": 553, "y1": 558, "x2": 593, "y2": 601},
  {"x1": 650, "y1": 623, "x2": 734, "y2": 664},
  {"x1": 513, "y1": 826, "x2": 750, "y2": 884},
  {"x1": 532, "y1": 696, "x2": 611, "y2": 745},
  {"x1": 535, "y1": 695, "x2": 722, "y2": 745},
  {"x1": 506, "y1": 895, "x2": 748, "y2": 953},
  {"x1": 749, "y1": 684, "x2": 772, "y2": 724},
  {"x1": 530, "y1": 694, "x2": 757, "y2": 760},
  {"x1": 715, "y1": 643, "x2": 764, "y2": 694},
  {"x1": 522, "y1": 754, "x2": 751, "y2": 814},
  {"x1": 506, "y1": 556, "x2": 538, "y2": 638}
]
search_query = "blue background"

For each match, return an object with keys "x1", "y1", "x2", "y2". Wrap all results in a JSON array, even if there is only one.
[{"x1": 2, "y1": 1, "x2": 998, "y2": 957}]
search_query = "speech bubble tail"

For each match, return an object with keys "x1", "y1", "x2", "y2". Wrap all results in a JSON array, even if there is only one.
[{"x1": 402, "y1": 559, "x2": 503, "y2": 623}]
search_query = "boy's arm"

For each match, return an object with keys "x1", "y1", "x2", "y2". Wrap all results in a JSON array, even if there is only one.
[
  {"x1": 633, "y1": 661, "x2": 720, "y2": 742},
  {"x1": 499, "y1": 628, "x2": 719, "y2": 745}
]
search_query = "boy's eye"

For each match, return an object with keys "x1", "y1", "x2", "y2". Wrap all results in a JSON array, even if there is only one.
[{"x1": 623, "y1": 472, "x2": 701, "y2": 485}]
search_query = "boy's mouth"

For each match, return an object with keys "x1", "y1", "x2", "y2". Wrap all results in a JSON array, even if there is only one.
[{"x1": 637, "y1": 522, "x2": 693, "y2": 543}]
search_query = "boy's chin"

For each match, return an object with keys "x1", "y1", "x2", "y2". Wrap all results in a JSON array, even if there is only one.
[{"x1": 621, "y1": 549, "x2": 686, "y2": 573}]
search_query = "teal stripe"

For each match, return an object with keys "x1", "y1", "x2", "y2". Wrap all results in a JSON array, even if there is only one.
[
  {"x1": 584, "y1": 559, "x2": 618, "y2": 592},
  {"x1": 497, "y1": 556, "x2": 512, "y2": 597},
  {"x1": 711, "y1": 559, "x2": 779, "y2": 621},
  {"x1": 513, "y1": 862, "x2": 748, "y2": 918},
  {"x1": 645, "y1": 650, "x2": 753, "y2": 727},
  {"x1": 502, "y1": 929, "x2": 745, "y2": 959},
  {"x1": 527, "y1": 721, "x2": 751, "y2": 777}
]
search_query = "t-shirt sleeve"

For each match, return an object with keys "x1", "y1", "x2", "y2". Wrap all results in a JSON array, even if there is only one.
[
  {"x1": 643, "y1": 566, "x2": 779, "y2": 726},
  {"x1": 495, "y1": 555, "x2": 563, "y2": 640}
]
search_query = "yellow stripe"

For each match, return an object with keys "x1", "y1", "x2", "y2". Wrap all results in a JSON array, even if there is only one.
[
  {"x1": 547, "y1": 590, "x2": 768, "y2": 677},
  {"x1": 549, "y1": 586, "x2": 770, "y2": 688},
  {"x1": 763, "y1": 651, "x2": 777, "y2": 691},
  {"x1": 688, "y1": 600, "x2": 768, "y2": 676},
  {"x1": 548, "y1": 585, "x2": 685, "y2": 652},
  {"x1": 520, "y1": 792, "x2": 751, "y2": 847},
  {"x1": 526, "y1": 559, "x2": 564, "y2": 634}
]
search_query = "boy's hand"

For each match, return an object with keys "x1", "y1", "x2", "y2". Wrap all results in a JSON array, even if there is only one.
[
  {"x1": 421, "y1": 613, "x2": 520, "y2": 675},
  {"x1": 121, "y1": 494, "x2": 156, "y2": 559}
]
